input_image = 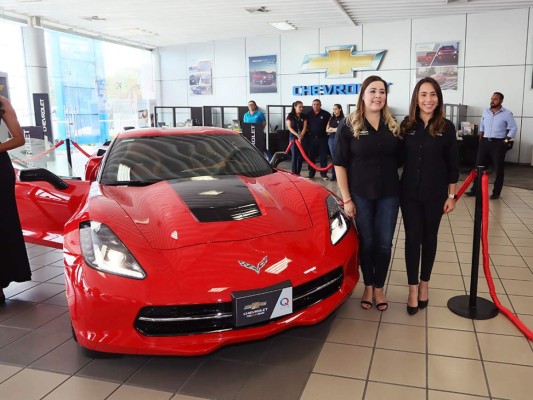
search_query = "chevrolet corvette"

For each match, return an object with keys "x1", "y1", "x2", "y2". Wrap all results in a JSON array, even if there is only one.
[{"x1": 15, "y1": 127, "x2": 359, "y2": 355}]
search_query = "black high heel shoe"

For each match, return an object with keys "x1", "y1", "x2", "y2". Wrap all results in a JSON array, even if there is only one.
[
  {"x1": 418, "y1": 299, "x2": 429, "y2": 309},
  {"x1": 407, "y1": 304, "x2": 418, "y2": 315}
]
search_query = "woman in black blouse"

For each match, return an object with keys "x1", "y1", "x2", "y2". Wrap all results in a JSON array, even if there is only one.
[
  {"x1": 326, "y1": 104, "x2": 344, "y2": 181},
  {"x1": 333, "y1": 76, "x2": 401, "y2": 311},
  {"x1": 286, "y1": 101, "x2": 308, "y2": 175},
  {"x1": 400, "y1": 77, "x2": 459, "y2": 315}
]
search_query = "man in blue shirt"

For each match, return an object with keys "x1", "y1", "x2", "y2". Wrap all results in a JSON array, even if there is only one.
[
  {"x1": 466, "y1": 92, "x2": 517, "y2": 199},
  {"x1": 243, "y1": 100, "x2": 266, "y2": 127}
]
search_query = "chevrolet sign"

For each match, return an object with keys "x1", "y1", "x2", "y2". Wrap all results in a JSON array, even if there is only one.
[{"x1": 300, "y1": 45, "x2": 386, "y2": 78}]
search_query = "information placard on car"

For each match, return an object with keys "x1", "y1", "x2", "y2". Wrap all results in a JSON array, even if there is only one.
[{"x1": 232, "y1": 281, "x2": 293, "y2": 327}]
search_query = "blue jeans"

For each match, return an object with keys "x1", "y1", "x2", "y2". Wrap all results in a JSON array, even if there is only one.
[
  {"x1": 353, "y1": 195, "x2": 400, "y2": 288},
  {"x1": 290, "y1": 137, "x2": 303, "y2": 174},
  {"x1": 328, "y1": 136, "x2": 336, "y2": 179}
]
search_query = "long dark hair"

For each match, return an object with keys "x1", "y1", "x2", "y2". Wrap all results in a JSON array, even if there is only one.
[
  {"x1": 287, "y1": 101, "x2": 303, "y2": 120},
  {"x1": 333, "y1": 104, "x2": 344, "y2": 119},
  {"x1": 403, "y1": 77, "x2": 445, "y2": 137}
]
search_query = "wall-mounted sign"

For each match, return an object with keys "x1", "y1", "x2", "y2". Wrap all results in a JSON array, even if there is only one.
[
  {"x1": 249, "y1": 55, "x2": 277, "y2": 94},
  {"x1": 293, "y1": 82, "x2": 392, "y2": 96},
  {"x1": 415, "y1": 41, "x2": 459, "y2": 90},
  {"x1": 299, "y1": 45, "x2": 386, "y2": 78}
]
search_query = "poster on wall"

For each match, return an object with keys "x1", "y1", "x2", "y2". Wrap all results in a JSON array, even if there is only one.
[
  {"x1": 188, "y1": 60, "x2": 212, "y2": 95},
  {"x1": 415, "y1": 41, "x2": 459, "y2": 90},
  {"x1": 249, "y1": 55, "x2": 277, "y2": 94}
]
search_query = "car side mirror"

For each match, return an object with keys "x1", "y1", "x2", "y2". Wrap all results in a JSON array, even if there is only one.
[
  {"x1": 270, "y1": 151, "x2": 289, "y2": 168},
  {"x1": 85, "y1": 156, "x2": 103, "y2": 181},
  {"x1": 19, "y1": 168, "x2": 69, "y2": 190}
]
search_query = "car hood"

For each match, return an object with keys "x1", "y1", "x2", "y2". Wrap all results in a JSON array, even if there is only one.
[{"x1": 102, "y1": 174, "x2": 313, "y2": 249}]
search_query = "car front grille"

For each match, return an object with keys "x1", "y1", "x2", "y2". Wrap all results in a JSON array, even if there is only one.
[{"x1": 134, "y1": 267, "x2": 344, "y2": 336}]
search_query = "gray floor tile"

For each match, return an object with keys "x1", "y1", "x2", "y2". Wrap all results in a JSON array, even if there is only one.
[
  {"x1": 126, "y1": 357, "x2": 204, "y2": 392},
  {"x1": 36, "y1": 312, "x2": 72, "y2": 334},
  {"x1": 179, "y1": 359, "x2": 252, "y2": 400},
  {"x1": 77, "y1": 355, "x2": 149, "y2": 383},
  {"x1": 235, "y1": 365, "x2": 309, "y2": 400},
  {"x1": 259, "y1": 335, "x2": 324, "y2": 372},
  {"x1": 0, "y1": 300, "x2": 35, "y2": 323},
  {"x1": 47, "y1": 275, "x2": 66, "y2": 285},
  {"x1": 27, "y1": 246, "x2": 56, "y2": 258},
  {"x1": 212, "y1": 337, "x2": 273, "y2": 363},
  {"x1": 28, "y1": 251, "x2": 63, "y2": 266},
  {"x1": 0, "y1": 329, "x2": 71, "y2": 366},
  {"x1": 30, "y1": 339, "x2": 93, "y2": 374},
  {"x1": 41, "y1": 292, "x2": 68, "y2": 307},
  {"x1": 30, "y1": 266, "x2": 64, "y2": 282},
  {"x1": 10, "y1": 283, "x2": 65, "y2": 303},
  {"x1": 0, "y1": 303, "x2": 68, "y2": 330},
  {"x1": 0, "y1": 326, "x2": 32, "y2": 348}
]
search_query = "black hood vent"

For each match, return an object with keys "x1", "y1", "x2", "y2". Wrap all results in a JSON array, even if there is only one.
[{"x1": 171, "y1": 176, "x2": 261, "y2": 222}]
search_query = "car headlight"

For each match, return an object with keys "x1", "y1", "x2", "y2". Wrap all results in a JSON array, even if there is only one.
[
  {"x1": 79, "y1": 221, "x2": 146, "y2": 279},
  {"x1": 326, "y1": 195, "x2": 350, "y2": 245}
]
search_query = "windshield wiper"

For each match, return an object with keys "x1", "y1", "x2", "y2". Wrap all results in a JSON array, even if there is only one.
[{"x1": 104, "y1": 180, "x2": 160, "y2": 187}]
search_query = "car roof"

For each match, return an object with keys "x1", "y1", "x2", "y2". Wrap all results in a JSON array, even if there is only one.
[{"x1": 117, "y1": 127, "x2": 238, "y2": 139}]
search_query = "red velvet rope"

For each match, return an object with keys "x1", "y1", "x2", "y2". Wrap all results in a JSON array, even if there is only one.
[
  {"x1": 480, "y1": 172, "x2": 533, "y2": 340},
  {"x1": 70, "y1": 140, "x2": 91, "y2": 158},
  {"x1": 456, "y1": 169, "x2": 477, "y2": 200},
  {"x1": 285, "y1": 139, "x2": 333, "y2": 172},
  {"x1": 25, "y1": 140, "x2": 65, "y2": 161}
]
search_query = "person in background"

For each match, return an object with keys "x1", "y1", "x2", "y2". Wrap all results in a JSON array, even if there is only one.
[
  {"x1": 333, "y1": 76, "x2": 401, "y2": 311},
  {"x1": 465, "y1": 92, "x2": 517, "y2": 199},
  {"x1": 306, "y1": 99, "x2": 331, "y2": 180},
  {"x1": 286, "y1": 101, "x2": 308, "y2": 175},
  {"x1": 400, "y1": 77, "x2": 459, "y2": 315},
  {"x1": 243, "y1": 100, "x2": 266, "y2": 128},
  {"x1": 326, "y1": 104, "x2": 344, "y2": 182},
  {"x1": 0, "y1": 95, "x2": 32, "y2": 304}
]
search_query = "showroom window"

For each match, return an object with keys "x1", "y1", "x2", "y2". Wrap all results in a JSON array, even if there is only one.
[
  {"x1": 0, "y1": 18, "x2": 31, "y2": 124},
  {"x1": 45, "y1": 30, "x2": 154, "y2": 146}
]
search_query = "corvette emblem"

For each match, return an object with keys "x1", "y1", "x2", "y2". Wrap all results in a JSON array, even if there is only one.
[{"x1": 238, "y1": 256, "x2": 268, "y2": 274}]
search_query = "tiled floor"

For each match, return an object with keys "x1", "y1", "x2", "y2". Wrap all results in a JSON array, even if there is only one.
[{"x1": 0, "y1": 178, "x2": 532, "y2": 399}]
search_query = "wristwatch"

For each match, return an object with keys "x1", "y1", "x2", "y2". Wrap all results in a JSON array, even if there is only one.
[{"x1": 448, "y1": 194, "x2": 457, "y2": 199}]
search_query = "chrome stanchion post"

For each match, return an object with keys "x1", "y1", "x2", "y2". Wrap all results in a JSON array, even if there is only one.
[{"x1": 448, "y1": 166, "x2": 499, "y2": 320}]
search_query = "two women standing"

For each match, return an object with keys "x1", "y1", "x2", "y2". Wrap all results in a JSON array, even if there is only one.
[{"x1": 333, "y1": 76, "x2": 459, "y2": 314}]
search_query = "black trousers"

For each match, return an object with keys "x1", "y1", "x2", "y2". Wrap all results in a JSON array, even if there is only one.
[
  {"x1": 471, "y1": 138, "x2": 507, "y2": 195},
  {"x1": 401, "y1": 197, "x2": 445, "y2": 285}
]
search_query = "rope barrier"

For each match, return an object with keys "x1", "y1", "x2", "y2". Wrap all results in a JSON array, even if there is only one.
[
  {"x1": 285, "y1": 139, "x2": 334, "y2": 172},
  {"x1": 70, "y1": 140, "x2": 91, "y2": 158},
  {"x1": 25, "y1": 140, "x2": 64, "y2": 161},
  {"x1": 24, "y1": 139, "x2": 92, "y2": 163},
  {"x1": 480, "y1": 172, "x2": 533, "y2": 340}
]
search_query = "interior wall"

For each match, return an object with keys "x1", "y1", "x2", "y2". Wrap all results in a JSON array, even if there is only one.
[{"x1": 159, "y1": 7, "x2": 533, "y2": 164}]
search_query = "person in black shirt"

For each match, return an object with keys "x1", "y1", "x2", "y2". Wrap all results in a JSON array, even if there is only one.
[
  {"x1": 326, "y1": 104, "x2": 344, "y2": 182},
  {"x1": 286, "y1": 101, "x2": 308, "y2": 175},
  {"x1": 306, "y1": 99, "x2": 331, "y2": 180},
  {"x1": 333, "y1": 76, "x2": 401, "y2": 311},
  {"x1": 400, "y1": 77, "x2": 459, "y2": 315}
]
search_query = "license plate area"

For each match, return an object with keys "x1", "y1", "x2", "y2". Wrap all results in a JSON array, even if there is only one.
[{"x1": 232, "y1": 281, "x2": 293, "y2": 327}]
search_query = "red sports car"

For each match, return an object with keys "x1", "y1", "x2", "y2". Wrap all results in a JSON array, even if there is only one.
[{"x1": 15, "y1": 127, "x2": 359, "y2": 356}]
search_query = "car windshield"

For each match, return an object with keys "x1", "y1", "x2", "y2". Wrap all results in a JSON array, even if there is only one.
[{"x1": 99, "y1": 133, "x2": 273, "y2": 185}]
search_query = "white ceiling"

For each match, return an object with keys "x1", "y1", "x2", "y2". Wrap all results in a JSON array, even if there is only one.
[{"x1": 1, "y1": 0, "x2": 533, "y2": 49}]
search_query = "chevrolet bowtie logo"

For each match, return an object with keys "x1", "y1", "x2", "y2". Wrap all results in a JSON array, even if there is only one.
[{"x1": 300, "y1": 45, "x2": 386, "y2": 78}]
